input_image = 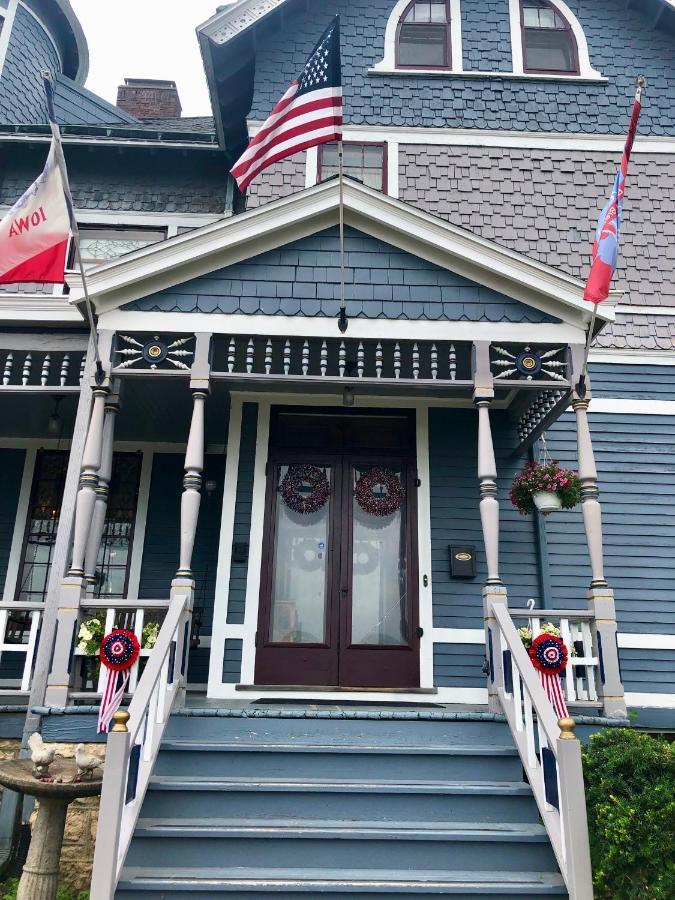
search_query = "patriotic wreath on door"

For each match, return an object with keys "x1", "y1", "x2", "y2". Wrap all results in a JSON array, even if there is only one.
[
  {"x1": 97, "y1": 629, "x2": 140, "y2": 734},
  {"x1": 528, "y1": 633, "x2": 569, "y2": 720},
  {"x1": 280, "y1": 465, "x2": 330, "y2": 515},
  {"x1": 355, "y1": 467, "x2": 405, "y2": 517}
]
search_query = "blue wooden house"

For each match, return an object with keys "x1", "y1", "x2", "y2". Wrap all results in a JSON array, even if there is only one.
[{"x1": 0, "y1": 0, "x2": 674, "y2": 896}]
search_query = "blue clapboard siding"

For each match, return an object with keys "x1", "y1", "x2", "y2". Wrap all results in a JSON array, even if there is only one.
[
  {"x1": 137, "y1": 452, "x2": 224, "y2": 685},
  {"x1": 226, "y1": 404, "x2": 259, "y2": 625},
  {"x1": 589, "y1": 364, "x2": 675, "y2": 399},
  {"x1": 433, "y1": 644, "x2": 486, "y2": 689},
  {"x1": 125, "y1": 227, "x2": 555, "y2": 323},
  {"x1": 429, "y1": 409, "x2": 539, "y2": 630},
  {"x1": 543, "y1": 412, "x2": 675, "y2": 633},
  {"x1": 0, "y1": 449, "x2": 25, "y2": 596},
  {"x1": 222, "y1": 639, "x2": 243, "y2": 684},
  {"x1": 619, "y1": 648, "x2": 675, "y2": 695}
]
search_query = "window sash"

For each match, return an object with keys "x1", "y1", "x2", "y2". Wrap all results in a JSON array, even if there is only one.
[
  {"x1": 520, "y1": 0, "x2": 579, "y2": 74},
  {"x1": 396, "y1": 0, "x2": 451, "y2": 69},
  {"x1": 319, "y1": 143, "x2": 387, "y2": 192}
]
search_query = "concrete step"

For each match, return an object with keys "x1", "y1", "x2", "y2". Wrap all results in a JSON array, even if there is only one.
[
  {"x1": 125, "y1": 820, "x2": 558, "y2": 873},
  {"x1": 142, "y1": 776, "x2": 540, "y2": 823},
  {"x1": 116, "y1": 866, "x2": 568, "y2": 898},
  {"x1": 155, "y1": 741, "x2": 523, "y2": 782}
]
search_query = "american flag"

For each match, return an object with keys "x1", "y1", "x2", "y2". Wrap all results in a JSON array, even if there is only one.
[{"x1": 231, "y1": 16, "x2": 342, "y2": 193}]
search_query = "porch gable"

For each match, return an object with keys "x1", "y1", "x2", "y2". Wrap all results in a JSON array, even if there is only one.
[{"x1": 122, "y1": 226, "x2": 558, "y2": 324}]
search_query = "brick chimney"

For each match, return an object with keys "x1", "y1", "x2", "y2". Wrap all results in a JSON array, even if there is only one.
[{"x1": 116, "y1": 78, "x2": 182, "y2": 118}]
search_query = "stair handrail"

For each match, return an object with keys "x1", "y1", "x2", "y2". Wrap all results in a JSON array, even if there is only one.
[
  {"x1": 489, "y1": 600, "x2": 594, "y2": 900},
  {"x1": 90, "y1": 591, "x2": 190, "y2": 900}
]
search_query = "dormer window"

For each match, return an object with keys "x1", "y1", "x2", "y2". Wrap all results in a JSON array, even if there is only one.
[
  {"x1": 397, "y1": 1, "x2": 452, "y2": 69},
  {"x1": 520, "y1": 0, "x2": 579, "y2": 74}
]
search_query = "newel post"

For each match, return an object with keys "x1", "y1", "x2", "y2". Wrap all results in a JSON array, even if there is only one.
[
  {"x1": 474, "y1": 342, "x2": 508, "y2": 712},
  {"x1": 84, "y1": 387, "x2": 120, "y2": 594},
  {"x1": 571, "y1": 354, "x2": 626, "y2": 718}
]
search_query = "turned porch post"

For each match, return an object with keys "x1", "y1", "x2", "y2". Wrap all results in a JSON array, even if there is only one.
[
  {"x1": 84, "y1": 387, "x2": 120, "y2": 593},
  {"x1": 474, "y1": 342, "x2": 508, "y2": 712},
  {"x1": 571, "y1": 347, "x2": 626, "y2": 718}
]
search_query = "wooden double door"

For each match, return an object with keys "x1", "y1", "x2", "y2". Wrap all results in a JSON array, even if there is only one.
[{"x1": 255, "y1": 409, "x2": 420, "y2": 689}]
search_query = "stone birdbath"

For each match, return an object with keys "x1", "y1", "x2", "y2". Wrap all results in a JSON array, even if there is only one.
[{"x1": 0, "y1": 759, "x2": 102, "y2": 900}]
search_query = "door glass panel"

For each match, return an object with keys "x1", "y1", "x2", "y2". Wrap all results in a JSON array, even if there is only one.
[
  {"x1": 351, "y1": 465, "x2": 408, "y2": 646},
  {"x1": 269, "y1": 464, "x2": 331, "y2": 644}
]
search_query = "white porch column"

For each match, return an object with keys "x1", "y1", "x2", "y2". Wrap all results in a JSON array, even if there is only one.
[
  {"x1": 84, "y1": 390, "x2": 120, "y2": 593},
  {"x1": 176, "y1": 388, "x2": 207, "y2": 580},
  {"x1": 571, "y1": 368, "x2": 626, "y2": 718},
  {"x1": 474, "y1": 341, "x2": 508, "y2": 713}
]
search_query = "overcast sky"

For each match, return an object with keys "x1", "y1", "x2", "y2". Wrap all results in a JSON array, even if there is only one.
[{"x1": 70, "y1": 1, "x2": 223, "y2": 117}]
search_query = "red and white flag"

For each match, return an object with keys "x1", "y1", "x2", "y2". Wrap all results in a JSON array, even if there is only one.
[
  {"x1": 231, "y1": 16, "x2": 342, "y2": 192},
  {"x1": 0, "y1": 140, "x2": 70, "y2": 285}
]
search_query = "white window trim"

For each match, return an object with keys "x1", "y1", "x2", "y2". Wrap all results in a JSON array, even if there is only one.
[
  {"x1": 509, "y1": 0, "x2": 602, "y2": 80},
  {"x1": 372, "y1": 0, "x2": 464, "y2": 75}
]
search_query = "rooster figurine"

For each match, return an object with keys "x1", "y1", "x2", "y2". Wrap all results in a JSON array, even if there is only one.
[
  {"x1": 75, "y1": 743, "x2": 103, "y2": 781},
  {"x1": 28, "y1": 732, "x2": 56, "y2": 779}
]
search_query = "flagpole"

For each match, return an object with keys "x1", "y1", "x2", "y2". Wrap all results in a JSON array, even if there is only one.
[
  {"x1": 337, "y1": 139, "x2": 348, "y2": 333},
  {"x1": 575, "y1": 75, "x2": 646, "y2": 399},
  {"x1": 41, "y1": 71, "x2": 105, "y2": 384}
]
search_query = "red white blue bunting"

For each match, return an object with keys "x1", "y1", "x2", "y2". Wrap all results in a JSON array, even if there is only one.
[
  {"x1": 97, "y1": 629, "x2": 140, "y2": 734},
  {"x1": 529, "y1": 634, "x2": 569, "y2": 720}
]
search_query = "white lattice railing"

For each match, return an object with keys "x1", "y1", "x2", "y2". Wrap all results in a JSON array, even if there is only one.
[
  {"x1": 0, "y1": 599, "x2": 169, "y2": 698},
  {"x1": 508, "y1": 608, "x2": 600, "y2": 707},
  {"x1": 90, "y1": 591, "x2": 190, "y2": 900},
  {"x1": 489, "y1": 601, "x2": 594, "y2": 900}
]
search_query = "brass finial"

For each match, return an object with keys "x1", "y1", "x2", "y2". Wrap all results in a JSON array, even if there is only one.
[
  {"x1": 558, "y1": 717, "x2": 576, "y2": 740},
  {"x1": 111, "y1": 710, "x2": 130, "y2": 733}
]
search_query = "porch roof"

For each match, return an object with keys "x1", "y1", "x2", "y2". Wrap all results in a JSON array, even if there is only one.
[{"x1": 74, "y1": 178, "x2": 617, "y2": 331}]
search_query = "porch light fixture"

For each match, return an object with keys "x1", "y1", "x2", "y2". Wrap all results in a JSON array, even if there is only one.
[{"x1": 47, "y1": 397, "x2": 63, "y2": 435}]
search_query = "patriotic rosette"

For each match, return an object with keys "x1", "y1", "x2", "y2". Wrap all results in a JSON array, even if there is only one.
[
  {"x1": 528, "y1": 633, "x2": 569, "y2": 720},
  {"x1": 97, "y1": 629, "x2": 139, "y2": 733}
]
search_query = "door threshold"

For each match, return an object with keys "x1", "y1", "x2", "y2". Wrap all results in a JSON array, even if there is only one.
[{"x1": 236, "y1": 684, "x2": 437, "y2": 694}]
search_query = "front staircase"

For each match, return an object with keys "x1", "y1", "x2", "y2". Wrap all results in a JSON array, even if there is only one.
[{"x1": 115, "y1": 708, "x2": 567, "y2": 898}]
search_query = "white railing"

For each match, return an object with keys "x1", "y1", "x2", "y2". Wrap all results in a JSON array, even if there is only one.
[
  {"x1": 508, "y1": 608, "x2": 600, "y2": 707},
  {"x1": 90, "y1": 591, "x2": 190, "y2": 900},
  {"x1": 489, "y1": 601, "x2": 594, "y2": 900},
  {"x1": 0, "y1": 599, "x2": 170, "y2": 698}
]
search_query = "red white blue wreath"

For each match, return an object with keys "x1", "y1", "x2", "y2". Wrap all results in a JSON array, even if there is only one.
[
  {"x1": 97, "y1": 629, "x2": 140, "y2": 734},
  {"x1": 529, "y1": 633, "x2": 569, "y2": 720},
  {"x1": 280, "y1": 465, "x2": 330, "y2": 515},
  {"x1": 355, "y1": 467, "x2": 405, "y2": 517}
]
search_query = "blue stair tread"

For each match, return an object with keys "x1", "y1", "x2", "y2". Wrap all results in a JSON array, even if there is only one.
[
  {"x1": 134, "y1": 819, "x2": 549, "y2": 841},
  {"x1": 118, "y1": 867, "x2": 567, "y2": 893},
  {"x1": 160, "y1": 740, "x2": 518, "y2": 756},
  {"x1": 149, "y1": 776, "x2": 532, "y2": 795}
]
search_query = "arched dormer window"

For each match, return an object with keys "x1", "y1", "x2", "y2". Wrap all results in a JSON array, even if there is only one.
[
  {"x1": 396, "y1": 1, "x2": 452, "y2": 69},
  {"x1": 509, "y1": 0, "x2": 601, "y2": 79},
  {"x1": 520, "y1": 0, "x2": 578, "y2": 74}
]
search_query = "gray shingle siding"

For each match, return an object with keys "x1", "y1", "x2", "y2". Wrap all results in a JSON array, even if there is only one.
[
  {"x1": 620, "y1": 648, "x2": 675, "y2": 695},
  {"x1": 429, "y1": 408, "x2": 540, "y2": 631},
  {"x1": 0, "y1": 5, "x2": 61, "y2": 124},
  {"x1": 223, "y1": 639, "x2": 244, "y2": 684},
  {"x1": 595, "y1": 316, "x2": 675, "y2": 351},
  {"x1": 462, "y1": 0, "x2": 512, "y2": 73},
  {"x1": 0, "y1": 449, "x2": 25, "y2": 596},
  {"x1": 125, "y1": 226, "x2": 557, "y2": 322},
  {"x1": 250, "y1": 0, "x2": 675, "y2": 134},
  {"x1": 246, "y1": 154, "x2": 306, "y2": 209},
  {"x1": 400, "y1": 146, "x2": 675, "y2": 308},
  {"x1": 226, "y1": 404, "x2": 258, "y2": 625},
  {"x1": 543, "y1": 411, "x2": 675, "y2": 634},
  {"x1": 0, "y1": 143, "x2": 229, "y2": 214}
]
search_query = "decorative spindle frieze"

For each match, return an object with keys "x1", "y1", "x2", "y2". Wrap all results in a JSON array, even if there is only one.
[
  {"x1": 431, "y1": 344, "x2": 438, "y2": 380},
  {"x1": 264, "y1": 339, "x2": 273, "y2": 375},
  {"x1": 68, "y1": 386, "x2": 111, "y2": 578},
  {"x1": 449, "y1": 344, "x2": 456, "y2": 381},
  {"x1": 375, "y1": 342, "x2": 383, "y2": 379},
  {"x1": 412, "y1": 344, "x2": 420, "y2": 380},
  {"x1": 113, "y1": 334, "x2": 195, "y2": 371},
  {"x1": 394, "y1": 343, "x2": 401, "y2": 379},
  {"x1": 176, "y1": 390, "x2": 208, "y2": 579},
  {"x1": 3, "y1": 353, "x2": 12, "y2": 386},
  {"x1": 357, "y1": 342, "x2": 364, "y2": 378},
  {"x1": 302, "y1": 340, "x2": 309, "y2": 376},
  {"x1": 22, "y1": 353, "x2": 32, "y2": 385},
  {"x1": 40, "y1": 354, "x2": 51, "y2": 387},
  {"x1": 320, "y1": 341, "x2": 328, "y2": 376},
  {"x1": 228, "y1": 338, "x2": 236, "y2": 373},
  {"x1": 517, "y1": 389, "x2": 567, "y2": 443},
  {"x1": 339, "y1": 341, "x2": 346, "y2": 377},
  {"x1": 283, "y1": 339, "x2": 291, "y2": 375},
  {"x1": 491, "y1": 345, "x2": 568, "y2": 382},
  {"x1": 246, "y1": 338, "x2": 254, "y2": 374}
]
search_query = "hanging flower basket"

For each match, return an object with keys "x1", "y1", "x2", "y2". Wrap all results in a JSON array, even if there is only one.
[
  {"x1": 355, "y1": 467, "x2": 405, "y2": 517},
  {"x1": 510, "y1": 460, "x2": 581, "y2": 516},
  {"x1": 280, "y1": 464, "x2": 330, "y2": 515}
]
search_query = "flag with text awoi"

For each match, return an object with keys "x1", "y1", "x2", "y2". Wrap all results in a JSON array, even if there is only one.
[
  {"x1": 231, "y1": 15, "x2": 343, "y2": 192},
  {"x1": 0, "y1": 139, "x2": 71, "y2": 285},
  {"x1": 584, "y1": 84, "x2": 644, "y2": 303}
]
